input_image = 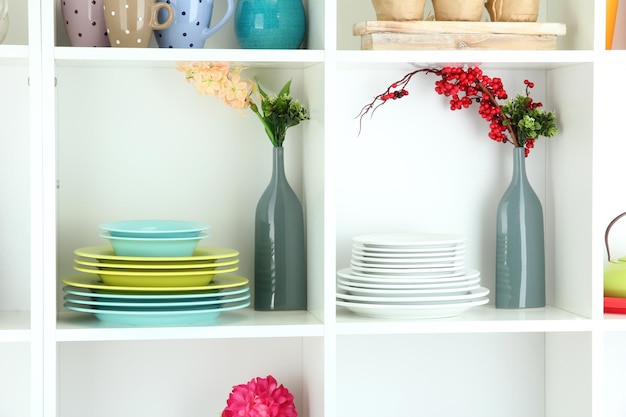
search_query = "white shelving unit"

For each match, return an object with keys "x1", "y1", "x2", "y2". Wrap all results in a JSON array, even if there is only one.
[{"x1": 1, "y1": 0, "x2": 625, "y2": 416}]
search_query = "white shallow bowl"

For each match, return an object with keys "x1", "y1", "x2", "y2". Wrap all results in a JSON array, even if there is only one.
[
  {"x1": 352, "y1": 233, "x2": 466, "y2": 249},
  {"x1": 101, "y1": 233, "x2": 209, "y2": 257}
]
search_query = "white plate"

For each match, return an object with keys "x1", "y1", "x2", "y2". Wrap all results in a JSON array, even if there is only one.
[
  {"x1": 350, "y1": 264, "x2": 465, "y2": 277},
  {"x1": 336, "y1": 287, "x2": 489, "y2": 304},
  {"x1": 336, "y1": 297, "x2": 489, "y2": 319},
  {"x1": 352, "y1": 247, "x2": 465, "y2": 259},
  {"x1": 351, "y1": 258, "x2": 465, "y2": 269},
  {"x1": 337, "y1": 276, "x2": 481, "y2": 290},
  {"x1": 353, "y1": 233, "x2": 466, "y2": 248},
  {"x1": 337, "y1": 282, "x2": 481, "y2": 296},
  {"x1": 351, "y1": 253, "x2": 464, "y2": 265},
  {"x1": 337, "y1": 267, "x2": 478, "y2": 283},
  {"x1": 353, "y1": 244, "x2": 466, "y2": 255}
]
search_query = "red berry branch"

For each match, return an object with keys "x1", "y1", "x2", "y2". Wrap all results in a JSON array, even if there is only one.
[{"x1": 357, "y1": 65, "x2": 557, "y2": 157}]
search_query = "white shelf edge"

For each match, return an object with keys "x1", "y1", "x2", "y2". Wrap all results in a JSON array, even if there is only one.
[
  {"x1": 336, "y1": 49, "x2": 596, "y2": 68},
  {"x1": 602, "y1": 314, "x2": 626, "y2": 331},
  {"x1": 0, "y1": 311, "x2": 31, "y2": 342},
  {"x1": 56, "y1": 309, "x2": 324, "y2": 342},
  {"x1": 53, "y1": 47, "x2": 325, "y2": 68},
  {"x1": 0, "y1": 45, "x2": 29, "y2": 64},
  {"x1": 336, "y1": 305, "x2": 592, "y2": 335}
]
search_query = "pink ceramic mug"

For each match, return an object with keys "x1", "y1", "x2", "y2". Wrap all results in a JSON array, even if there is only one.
[
  {"x1": 61, "y1": 0, "x2": 110, "y2": 47},
  {"x1": 103, "y1": 0, "x2": 174, "y2": 47}
]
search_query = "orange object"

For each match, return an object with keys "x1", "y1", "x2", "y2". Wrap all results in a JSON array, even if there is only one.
[{"x1": 607, "y1": 0, "x2": 619, "y2": 49}]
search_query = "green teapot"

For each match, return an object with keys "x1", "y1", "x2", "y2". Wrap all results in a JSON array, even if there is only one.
[{"x1": 604, "y1": 212, "x2": 626, "y2": 297}]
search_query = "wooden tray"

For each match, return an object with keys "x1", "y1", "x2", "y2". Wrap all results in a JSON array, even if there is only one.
[{"x1": 353, "y1": 21, "x2": 567, "y2": 50}]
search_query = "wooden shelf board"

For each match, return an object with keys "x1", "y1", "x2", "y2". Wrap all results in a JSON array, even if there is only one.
[{"x1": 353, "y1": 21, "x2": 567, "y2": 51}]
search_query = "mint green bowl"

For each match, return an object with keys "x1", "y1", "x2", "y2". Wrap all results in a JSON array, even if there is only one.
[{"x1": 101, "y1": 233, "x2": 209, "y2": 257}]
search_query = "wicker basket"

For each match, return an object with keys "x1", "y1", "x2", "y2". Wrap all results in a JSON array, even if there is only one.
[
  {"x1": 432, "y1": 0, "x2": 485, "y2": 21},
  {"x1": 486, "y1": 0, "x2": 539, "y2": 22},
  {"x1": 371, "y1": 0, "x2": 427, "y2": 21}
]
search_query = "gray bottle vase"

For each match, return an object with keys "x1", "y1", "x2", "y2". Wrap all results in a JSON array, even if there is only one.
[
  {"x1": 254, "y1": 146, "x2": 307, "y2": 311},
  {"x1": 495, "y1": 147, "x2": 545, "y2": 309}
]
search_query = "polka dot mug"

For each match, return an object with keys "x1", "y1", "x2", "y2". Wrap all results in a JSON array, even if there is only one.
[
  {"x1": 103, "y1": 0, "x2": 174, "y2": 47},
  {"x1": 154, "y1": 0, "x2": 234, "y2": 48},
  {"x1": 61, "y1": 0, "x2": 110, "y2": 47}
]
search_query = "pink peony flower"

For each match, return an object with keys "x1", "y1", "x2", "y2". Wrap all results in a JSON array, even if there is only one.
[{"x1": 222, "y1": 375, "x2": 298, "y2": 417}]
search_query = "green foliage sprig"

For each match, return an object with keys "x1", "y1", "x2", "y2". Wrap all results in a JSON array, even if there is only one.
[{"x1": 250, "y1": 80, "x2": 310, "y2": 147}]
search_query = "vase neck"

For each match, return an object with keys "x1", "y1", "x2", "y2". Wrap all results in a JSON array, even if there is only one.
[
  {"x1": 272, "y1": 146, "x2": 285, "y2": 179},
  {"x1": 511, "y1": 147, "x2": 527, "y2": 182}
]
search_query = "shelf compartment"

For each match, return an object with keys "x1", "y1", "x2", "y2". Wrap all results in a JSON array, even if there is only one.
[
  {"x1": 0, "y1": 312, "x2": 30, "y2": 342},
  {"x1": 337, "y1": 332, "x2": 591, "y2": 417},
  {"x1": 57, "y1": 337, "x2": 320, "y2": 417},
  {"x1": 56, "y1": 309, "x2": 324, "y2": 341},
  {"x1": 0, "y1": 343, "x2": 30, "y2": 416}
]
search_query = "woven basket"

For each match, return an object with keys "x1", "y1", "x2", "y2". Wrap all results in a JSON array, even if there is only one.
[
  {"x1": 486, "y1": 0, "x2": 539, "y2": 22},
  {"x1": 371, "y1": 0, "x2": 427, "y2": 21},
  {"x1": 432, "y1": 0, "x2": 485, "y2": 21}
]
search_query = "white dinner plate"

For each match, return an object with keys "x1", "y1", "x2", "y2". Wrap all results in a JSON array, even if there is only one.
[
  {"x1": 337, "y1": 276, "x2": 481, "y2": 290},
  {"x1": 350, "y1": 264, "x2": 465, "y2": 277},
  {"x1": 336, "y1": 297, "x2": 489, "y2": 319},
  {"x1": 353, "y1": 233, "x2": 466, "y2": 248},
  {"x1": 353, "y1": 243, "x2": 466, "y2": 254},
  {"x1": 351, "y1": 259, "x2": 465, "y2": 269},
  {"x1": 337, "y1": 267, "x2": 478, "y2": 283},
  {"x1": 351, "y1": 253, "x2": 464, "y2": 265},
  {"x1": 352, "y1": 247, "x2": 465, "y2": 259},
  {"x1": 336, "y1": 287, "x2": 489, "y2": 304},
  {"x1": 337, "y1": 282, "x2": 481, "y2": 296}
]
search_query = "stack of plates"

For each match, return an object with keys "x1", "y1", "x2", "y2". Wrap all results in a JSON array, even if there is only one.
[
  {"x1": 336, "y1": 233, "x2": 489, "y2": 319},
  {"x1": 63, "y1": 245, "x2": 250, "y2": 326}
]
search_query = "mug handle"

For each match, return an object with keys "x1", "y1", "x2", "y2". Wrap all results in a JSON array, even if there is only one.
[
  {"x1": 202, "y1": 0, "x2": 235, "y2": 40},
  {"x1": 151, "y1": 3, "x2": 174, "y2": 30},
  {"x1": 605, "y1": 212, "x2": 626, "y2": 262},
  {"x1": 0, "y1": 0, "x2": 7, "y2": 19}
]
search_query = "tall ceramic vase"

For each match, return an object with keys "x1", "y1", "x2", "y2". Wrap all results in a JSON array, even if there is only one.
[
  {"x1": 234, "y1": 0, "x2": 306, "y2": 49},
  {"x1": 254, "y1": 146, "x2": 307, "y2": 311},
  {"x1": 495, "y1": 147, "x2": 545, "y2": 309}
]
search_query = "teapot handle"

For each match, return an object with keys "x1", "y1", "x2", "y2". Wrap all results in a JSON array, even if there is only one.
[{"x1": 605, "y1": 212, "x2": 626, "y2": 261}]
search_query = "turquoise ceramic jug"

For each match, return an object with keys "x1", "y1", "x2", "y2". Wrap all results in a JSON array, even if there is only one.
[{"x1": 234, "y1": 0, "x2": 306, "y2": 49}]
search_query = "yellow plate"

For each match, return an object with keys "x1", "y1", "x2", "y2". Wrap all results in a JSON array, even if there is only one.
[
  {"x1": 62, "y1": 273, "x2": 249, "y2": 292},
  {"x1": 74, "y1": 257, "x2": 239, "y2": 270},
  {"x1": 74, "y1": 265, "x2": 239, "y2": 287},
  {"x1": 74, "y1": 245, "x2": 239, "y2": 263}
]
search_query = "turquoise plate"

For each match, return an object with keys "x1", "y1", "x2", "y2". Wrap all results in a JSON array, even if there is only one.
[
  {"x1": 62, "y1": 285, "x2": 249, "y2": 299},
  {"x1": 63, "y1": 301, "x2": 250, "y2": 326},
  {"x1": 63, "y1": 293, "x2": 250, "y2": 308}
]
